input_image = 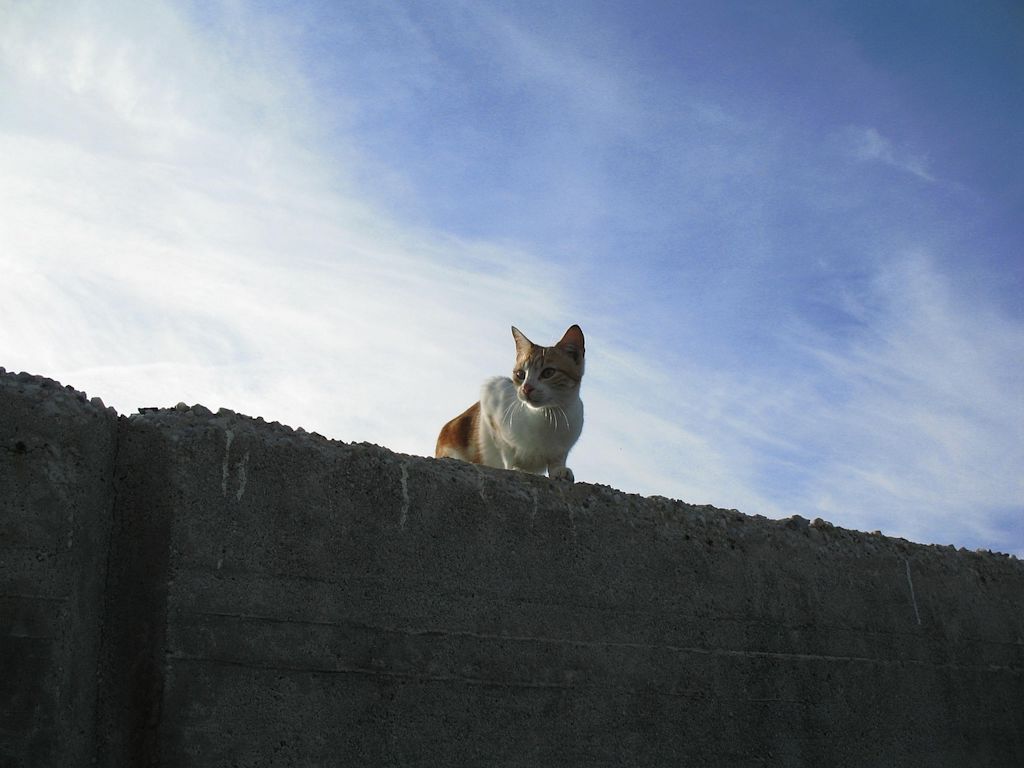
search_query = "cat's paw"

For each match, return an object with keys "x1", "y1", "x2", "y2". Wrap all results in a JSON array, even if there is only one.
[{"x1": 550, "y1": 467, "x2": 575, "y2": 483}]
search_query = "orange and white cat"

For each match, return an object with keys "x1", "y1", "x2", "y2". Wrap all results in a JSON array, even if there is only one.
[{"x1": 435, "y1": 325, "x2": 585, "y2": 481}]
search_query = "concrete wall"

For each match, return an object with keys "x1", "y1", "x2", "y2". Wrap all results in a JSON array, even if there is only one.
[
  {"x1": 2, "y1": 368, "x2": 1022, "y2": 767},
  {"x1": 1, "y1": 372, "x2": 116, "y2": 767}
]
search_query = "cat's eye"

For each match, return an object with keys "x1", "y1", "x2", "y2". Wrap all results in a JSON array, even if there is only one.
[
  {"x1": 514, "y1": 369, "x2": 525, "y2": 381},
  {"x1": 540, "y1": 367, "x2": 555, "y2": 379}
]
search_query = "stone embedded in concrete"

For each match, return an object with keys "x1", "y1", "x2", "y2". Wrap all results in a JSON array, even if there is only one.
[{"x1": 2, "y1": 369, "x2": 1023, "y2": 767}]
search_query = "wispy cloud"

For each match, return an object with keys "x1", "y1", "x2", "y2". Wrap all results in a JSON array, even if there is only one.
[
  {"x1": 0, "y1": 1, "x2": 582, "y2": 450},
  {"x1": 568, "y1": 252, "x2": 1024, "y2": 556},
  {"x1": 843, "y1": 126, "x2": 936, "y2": 182},
  {"x1": 796, "y1": 255, "x2": 1024, "y2": 541},
  {"x1": 703, "y1": 255, "x2": 1020, "y2": 551}
]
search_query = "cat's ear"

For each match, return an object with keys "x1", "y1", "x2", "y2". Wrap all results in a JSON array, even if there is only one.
[
  {"x1": 511, "y1": 326, "x2": 533, "y2": 355},
  {"x1": 556, "y1": 324, "x2": 585, "y2": 363}
]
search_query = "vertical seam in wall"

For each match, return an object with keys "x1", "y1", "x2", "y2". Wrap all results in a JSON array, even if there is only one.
[
  {"x1": 91, "y1": 410, "x2": 121, "y2": 766},
  {"x1": 93, "y1": 417, "x2": 173, "y2": 768}
]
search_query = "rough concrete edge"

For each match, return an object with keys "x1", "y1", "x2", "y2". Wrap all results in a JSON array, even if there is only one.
[
  {"x1": 3, "y1": 367, "x2": 1021, "y2": 573},
  {"x1": 125, "y1": 398, "x2": 1023, "y2": 573}
]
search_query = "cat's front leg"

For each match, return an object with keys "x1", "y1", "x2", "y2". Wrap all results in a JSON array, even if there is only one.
[
  {"x1": 498, "y1": 446, "x2": 517, "y2": 471},
  {"x1": 547, "y1": 456, "x2": 574, "y2": 483}
]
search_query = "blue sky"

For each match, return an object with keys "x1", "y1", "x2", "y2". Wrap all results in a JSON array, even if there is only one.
[{"x1": 2, "y1": 0, "x2": 1022, "y2": 555}]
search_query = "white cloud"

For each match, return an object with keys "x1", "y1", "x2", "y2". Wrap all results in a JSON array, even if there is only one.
[
  {"x1": 779, "y1": 255, "x2": 1023, "y2": 550},
  {"x1": 0, "y1": 1, "x2": 583, "y2": 453},
  {"x1": 843, "y1": 126, "x2": 936, "y2": 182},
  {"x1": 571, "y1": 254, "x2": 1024, "y2": 556},
  {"x1": 0, "y1": 123, "x2": 574, "y2": 440},
  {"x1": 460, "y1": 4, "x2": 640, "y2": 133}
]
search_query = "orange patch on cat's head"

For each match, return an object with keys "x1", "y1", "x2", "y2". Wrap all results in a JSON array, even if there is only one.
[
  {"x1": 510, "y1": 324, "x2": 585, "y2": 382},
  {"x1": 511, "y1": 326, "x2": 533, "y2": 358},
  {"x1": 555, "y1": 324, "x2": 584, "y2": 365}
]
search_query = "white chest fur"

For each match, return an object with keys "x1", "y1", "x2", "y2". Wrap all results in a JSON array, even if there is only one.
[{"x1": 477, "y1": 376, "x2": 583, "y2": 475}]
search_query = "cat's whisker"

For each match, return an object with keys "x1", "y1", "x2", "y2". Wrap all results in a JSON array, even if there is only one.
[
  {"x1": 504, "y1": 400, "x2": 519, "y2": 430},
  {"x1": 546, "y1": 406, "x2": 562, "y2": 432}
]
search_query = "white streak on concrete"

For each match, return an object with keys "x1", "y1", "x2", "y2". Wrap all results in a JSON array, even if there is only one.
[
  {"x1": 476, "y1": 469, "x2": 488, "y2": 504},
  {"x1": 235, "y1": 451, "x2": 249, "y2": 501},
  {"x1": 905, "y1": 559, "x2": 922, "y2": 625},
  {"x1": 221, "y1": 429, "x2": 234, "y2": 497},
  {"x1": 399, "y1": 463, "x2": 410, "y2": 530}
]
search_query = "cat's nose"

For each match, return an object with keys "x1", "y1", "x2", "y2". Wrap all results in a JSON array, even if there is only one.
[{"x1": 522, "y1": 383, "x2": 534, "y2": 395}]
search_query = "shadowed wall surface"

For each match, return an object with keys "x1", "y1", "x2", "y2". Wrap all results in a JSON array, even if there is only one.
[{"x1": 2, "y1": 369, "x2": 1022, "y2": 767}]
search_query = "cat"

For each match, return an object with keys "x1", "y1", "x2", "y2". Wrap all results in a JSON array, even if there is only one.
[{"x1": 435, "y1": 324, "x2": 585, "y2": 481}]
